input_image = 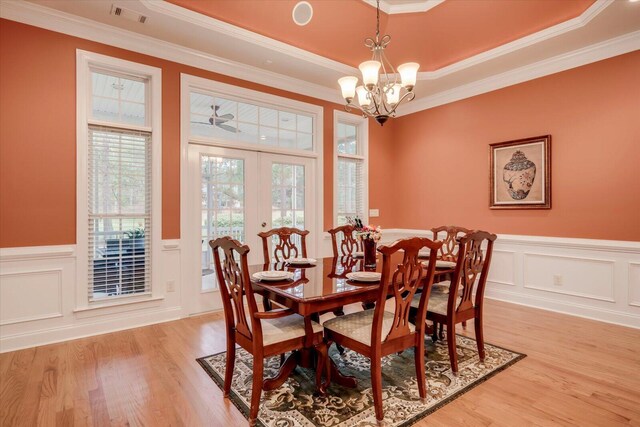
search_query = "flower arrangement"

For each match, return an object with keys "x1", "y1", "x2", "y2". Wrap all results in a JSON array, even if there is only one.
[{"x1": 348, "y1": 217, "x2": 382, "y2": 241}]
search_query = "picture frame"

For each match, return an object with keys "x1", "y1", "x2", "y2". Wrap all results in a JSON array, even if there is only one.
[{"x1": 489, "y1": 135, "x2": 551, "y2": 209}]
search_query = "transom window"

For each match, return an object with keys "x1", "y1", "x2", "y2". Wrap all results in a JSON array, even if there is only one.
[{"x1": 189, "y1": 91, "x2": 314, "y2": 151}]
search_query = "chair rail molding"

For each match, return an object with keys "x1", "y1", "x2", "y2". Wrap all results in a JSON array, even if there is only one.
[{"x1": 379, "y1": 229, "x2": 640, "y2": 329}]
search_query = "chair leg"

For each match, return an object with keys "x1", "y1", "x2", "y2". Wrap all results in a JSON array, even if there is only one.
[
  {"x1": 262, "y1": 296, "x2": 272, "y2": 312},
  {"x1": 446, "y1": 320, "x2": 458, "y2": 374},
  {"x1": 462, "y1": 320, "x2": 467, "y2": 330},
  {"x1": 415, "y1": 338, "x2": 427, "y2": 401},
  {"x1": 431, "y1": 321, "x2": 439, "y2": 342},
  {"x1": 314, "y1": 341, "x2": 329, "y2": 395},
  {"x1": 362, "y1": 301, "x2": 375, "y2": 310},
  {"x1": 223, "y1": 335, "x2": 235, "y2": 397},
  {"x1": 371, "y1": 354, "x2": 384, "y2": 423},
  {"x1": 474, "y1": 314, "x2": 485, "y2": 361},
  {"x1": 249, "y1": 356, "x2": 264, "y2": 426},
  {"x1": 439, "y1": 322, "x2": 444, "y2": 340}
]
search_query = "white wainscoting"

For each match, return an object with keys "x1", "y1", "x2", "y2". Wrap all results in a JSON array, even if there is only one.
[
  {"x1": 370, "y1": 229, "x2": 640, "y2": 329},
  {"x1": 2, "y1": 232, "x2": 639, "y2": 352},
  {"x1": 0, "y1": 240, "x2": 182, "y2": 353}
]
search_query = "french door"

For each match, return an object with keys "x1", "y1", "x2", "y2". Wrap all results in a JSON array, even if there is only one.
[{"x1": 186, "y1": 146, "x2": 316, "y2": 315}]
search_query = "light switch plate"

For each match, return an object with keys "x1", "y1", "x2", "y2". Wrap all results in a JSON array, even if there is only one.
[{"x1": 369, "y1": 208, "x2": 380, "y2": 217}]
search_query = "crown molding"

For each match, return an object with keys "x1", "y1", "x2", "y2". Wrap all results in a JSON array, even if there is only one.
[
  {"x1": 139, "y1": 0, "x2": 357, "y2": 76},
  {"x1": 361, "y1": 0, "x2": 445, "y2": 15},
  {"x1": 1, "y1": 0, "x2": 636, "y2": 118},
  {"x1": 417, "y1": 0, "x2": 614, "y2": 80},
  {"x1": 0, "y1": 0, "x2": 345, "y2": 105},
  {"x1": 396, "y1": 30, "x2": 640, "y2": 116}
]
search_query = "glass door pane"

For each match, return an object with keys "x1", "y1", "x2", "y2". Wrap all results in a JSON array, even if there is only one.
[
  {"x1": 271, "y1": 162, "x2": 305, "y2": 250},
  {"x1": 259, "y1": 153, "x2": 316, "y2": 258},
  {"x1": 200, "y1": 155, "x2": 245, "y2": 291}
]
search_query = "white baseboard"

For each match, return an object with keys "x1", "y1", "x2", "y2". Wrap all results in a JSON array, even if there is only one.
[
  {"x1": 1, "y1": 306, "x2": 182, "y2": 353},
  {"x1": 485, "y1": 288, "x2": 640, "y2": 329}
]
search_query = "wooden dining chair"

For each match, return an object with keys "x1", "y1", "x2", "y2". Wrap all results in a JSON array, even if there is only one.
[
  {"x1": 258, "y1": 226, "x2": 309, "y2": 263},
  {"x1": 328, "y1": 224, "x2": 362, "y2": 257},
  {"x1": 258, "y1": 227, "x2": 309, "y2": 311},
  {"x1": 209, "y1": 236, "x2": 327, "y2": 426},
  {"x1": 411, "y1": 230, "x2": 496, "y2": 375},
  {"x1": 431, "y1": 225, "x2": 471, "y2": 261},
  {"x1": 323, "y1": 237, "x2": 443, "y2": 425}
]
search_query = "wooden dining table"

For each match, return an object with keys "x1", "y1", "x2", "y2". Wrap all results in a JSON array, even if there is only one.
[{"x1": 249, "y1": 253, "x2": 454, "y2": 391}]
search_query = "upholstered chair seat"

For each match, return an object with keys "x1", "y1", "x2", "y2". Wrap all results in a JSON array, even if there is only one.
[
  {"x1": 411, "y1": 291, "x2": 461, "y2": 316},
  {"x1": 261, "y1": 315, "x2": 323, "y2": 346},
  {"x1": 324, "y1": 309, "x2": 415, "y2": 346}
]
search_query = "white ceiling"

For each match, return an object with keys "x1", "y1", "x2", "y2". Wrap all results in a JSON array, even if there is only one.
[{"x1": 2, "y1": 0, "x2": 639, "y2": 115}]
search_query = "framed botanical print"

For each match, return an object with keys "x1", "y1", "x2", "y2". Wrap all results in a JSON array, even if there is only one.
[{"x1": 489, "y1": 135, "x2": 551, "y2": 209}]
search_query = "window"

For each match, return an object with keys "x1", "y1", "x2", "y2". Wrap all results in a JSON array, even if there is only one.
[
  {"x1": 189, "y1": 90, "x2": 314, "y2": 151},
  {"x1": 334, "y1": 111, "x2": 368, "y2": 226},
  {"x1": 77, "y1": 51, "x2": 161, "y2": 306}
]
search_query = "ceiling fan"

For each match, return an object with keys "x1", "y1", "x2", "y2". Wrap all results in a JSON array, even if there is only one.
[{"x1": 191, "y1": 105, "x2": 239, "y2": 133}]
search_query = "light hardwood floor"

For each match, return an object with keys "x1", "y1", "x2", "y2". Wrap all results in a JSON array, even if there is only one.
[{"x1": 1, "y1": 300, "x2": 639, "y2": 426}]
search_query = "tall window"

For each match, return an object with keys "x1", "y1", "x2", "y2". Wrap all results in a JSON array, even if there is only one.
[
  {"x1": 334, "y1": 112, "x2": 368, "y2": 225},
  {"x1": 77, "y1": 51, "x2": 161, "y2": 305}
]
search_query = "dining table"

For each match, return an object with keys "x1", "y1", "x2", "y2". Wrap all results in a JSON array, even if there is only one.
[{"x1": 249, "y1": 252, "x2": 454, "y2": 391}]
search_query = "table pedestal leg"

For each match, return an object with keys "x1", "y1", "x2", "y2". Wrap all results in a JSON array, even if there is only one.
[
  {"x1": 329, "y1": 358, "x2": 357, "y2": 388},
  {"x1": 263, "y1": 352, "x2": 298, "y2": 391}
]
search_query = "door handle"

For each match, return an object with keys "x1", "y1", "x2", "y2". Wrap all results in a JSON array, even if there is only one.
[{"x1": 261, "y1": 222, "x2": 267, "y2": 227}]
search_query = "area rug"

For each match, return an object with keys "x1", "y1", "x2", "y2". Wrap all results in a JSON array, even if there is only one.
[{"x1": 197, "y1": 335, "x2": 525, "y2": 426}]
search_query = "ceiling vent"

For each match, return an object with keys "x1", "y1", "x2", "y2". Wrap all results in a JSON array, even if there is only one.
[{"x1": 110, "y1": 5, "x2": 147, "y2": 24}]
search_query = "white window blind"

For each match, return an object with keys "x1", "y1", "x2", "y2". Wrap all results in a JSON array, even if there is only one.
[
  {"x1": 88, "y1": 125, "x2": 151, "y2": 301},
  {"x1": 336, "y1": 121, "x2": 365, "y2": 225}
]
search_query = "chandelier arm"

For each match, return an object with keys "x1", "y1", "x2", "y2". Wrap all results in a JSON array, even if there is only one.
[
  {"x1": 369, "y1": 87, "x2": 384, "y2": 116},
  {"x1": 345, "y1": 101, "x2": 375, "y2": 117},
  {"x1": 380, "y1": 49, "x2": 398, "y2": 87},
  {"x1": 386, "y1": 91, "x2": 416, "y2": 117}
]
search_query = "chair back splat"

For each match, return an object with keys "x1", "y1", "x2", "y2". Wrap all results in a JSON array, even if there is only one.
[
  {"x1": 258, "y1": 227, "x2": 309, "y2": 263},
  {"x1": 375, "y1": 237, "x2": 442, "y2": 344},
  {"x1": 431, "y1": 225, "x2": 471, "y2": 261},
  {"x1": 328, "y1": 224, "x2": 362, "y2": 257}
]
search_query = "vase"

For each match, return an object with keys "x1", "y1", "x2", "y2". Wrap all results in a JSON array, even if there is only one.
[
  {"x1": 503, "y1": 150, "x2": 537, "y2": 200},
  {"x1": 362, "y1": 238, "x2": 377, "y2": 268}
]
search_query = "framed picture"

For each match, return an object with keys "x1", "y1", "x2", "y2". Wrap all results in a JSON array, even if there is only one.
[{"x1": 489, "y1": 135, "x2": 551, "y2": 209}]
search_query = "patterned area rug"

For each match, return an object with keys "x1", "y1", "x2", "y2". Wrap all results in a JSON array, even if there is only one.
[{"x1": 197, "y1": 335, "x2": 525, "y2": 426}]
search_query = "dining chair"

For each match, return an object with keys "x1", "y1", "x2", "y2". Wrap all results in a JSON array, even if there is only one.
[
  {"x1": 328, "y1": 224, "x2": 362, "y2": 257},
  {"x1": 323, "y1": 237, "x2": 443, "y2": 425},
  {"x1": 209, "y1": 236, "x2": 327, "y2": 426},
  {"x1": 431, "y1": 225, "x2": 472, "y2": 329},
  {"x1": 327, "y1": 224, "x2": 366, "y2": 315},
  {"x1": 411, "y1": 230, "x2": 496, "y2": 375},
  {"x1": 258, "y1": 226, "x2": 309, "y2": 263},
  {"x1": 258, "y1": 227, "x2": 309, "y2": 311}
]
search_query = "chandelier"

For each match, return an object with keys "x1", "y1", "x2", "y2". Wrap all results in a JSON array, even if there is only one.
[{"x1": 337, "y1": 0, "x2": 419, "y2": 126}]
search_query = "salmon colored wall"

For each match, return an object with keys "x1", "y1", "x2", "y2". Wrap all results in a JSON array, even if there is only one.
[
  {"x1": 0, "y1": 19, "x2": 394, "y2": 248},
  {"x1": 2, "y1": 20, "x2": 637, "y2": 247},
  {"x1": 390, "y1": 51, "x2": 640, "y2": 241}
]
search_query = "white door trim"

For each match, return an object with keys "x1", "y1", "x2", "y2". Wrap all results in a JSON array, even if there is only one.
[{"x1": 179, "y1": 73, "x2": 324, "y2": 316}]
